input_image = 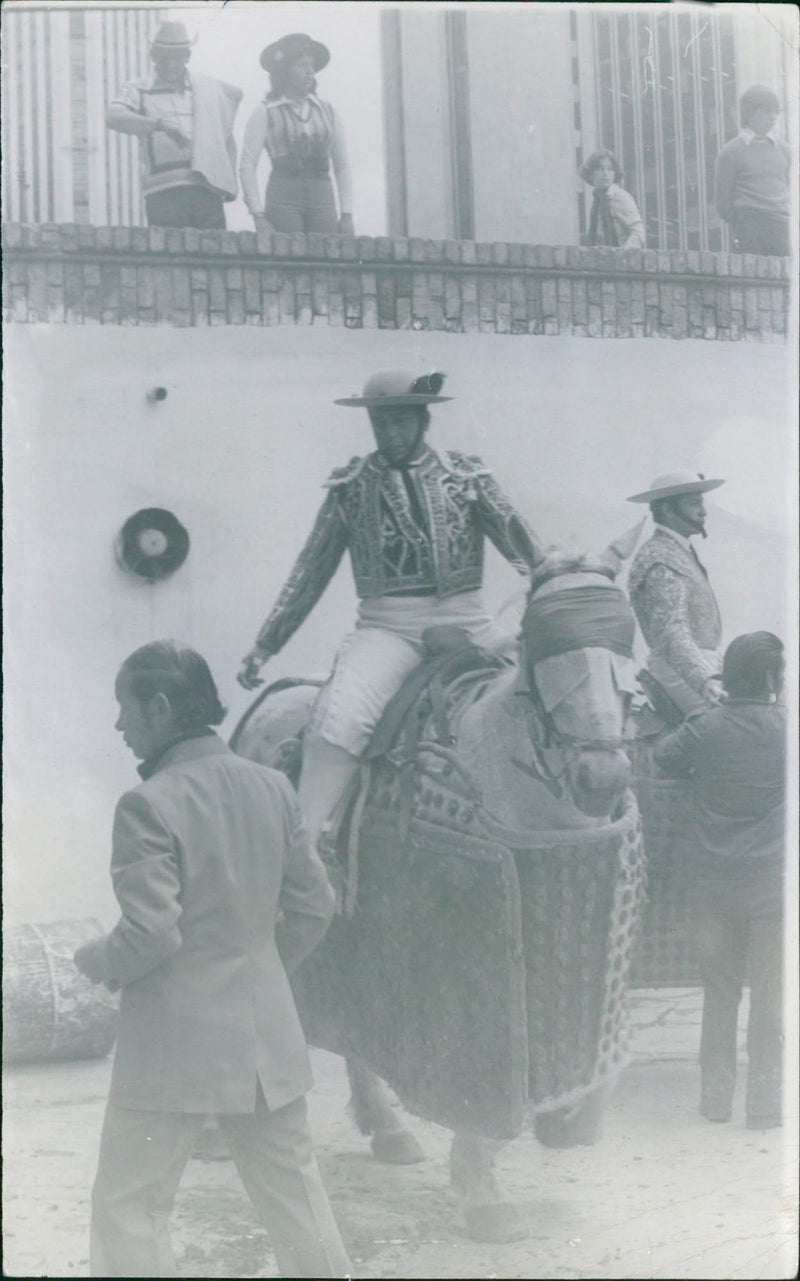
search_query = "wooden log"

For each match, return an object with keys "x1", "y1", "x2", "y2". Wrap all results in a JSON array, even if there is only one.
[{"x1": 2, "y1": 919, "x2": 118, "y2": 1064}]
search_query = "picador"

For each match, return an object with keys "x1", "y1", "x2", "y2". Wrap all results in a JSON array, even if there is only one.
[
  {"x1": 627, "y1": 471, "x2": 726, "y2": 721},
  {"x1": 238, "y1": 368, "x2": 540, "y2": 849}
]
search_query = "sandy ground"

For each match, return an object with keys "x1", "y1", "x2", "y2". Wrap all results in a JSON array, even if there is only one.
[{"x1": 3, "y1": 989, "x2": 798, "y2": 1280}]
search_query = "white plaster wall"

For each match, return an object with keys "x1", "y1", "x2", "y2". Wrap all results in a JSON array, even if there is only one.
[
  {"x1": 467, "y1": 10, "x2": 579, "y2": 244},
  {"x1": 4, "y1": 322, "x2": 795, "y2": 928}
]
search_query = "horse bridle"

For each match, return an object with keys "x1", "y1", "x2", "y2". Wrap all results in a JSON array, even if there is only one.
[{"x1": 511, "y1": 642, "x2": 631, "y2": 800}]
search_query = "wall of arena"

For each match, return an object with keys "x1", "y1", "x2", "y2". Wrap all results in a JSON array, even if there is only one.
[
  {"x1": 3, "y1": 222, "x2": 791, "y2": 341},
  {"x1": 4, "y1": 233, "x2": 795, "y2": 926}
]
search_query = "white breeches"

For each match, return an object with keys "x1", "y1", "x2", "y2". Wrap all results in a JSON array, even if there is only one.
[{"x1": 309, "y1": 591, "x2": 514, "y2": 756}]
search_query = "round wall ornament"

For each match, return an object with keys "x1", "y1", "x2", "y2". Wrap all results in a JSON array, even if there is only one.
[{"x1": 116, "y1": 508, "x2": 190, "y2": 581}]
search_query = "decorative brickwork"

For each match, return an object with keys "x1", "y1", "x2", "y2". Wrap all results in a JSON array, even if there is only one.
[{"x1": 2, "y1": 223, "x2": 790, "y2": 340}]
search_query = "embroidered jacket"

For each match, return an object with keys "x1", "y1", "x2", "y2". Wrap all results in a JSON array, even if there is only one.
[
  {"x1": 627, "y1": 527, "x2": 722, "y2": 695},
  {"x1": 255, "y1": 446, "x2": 529, "y2": 656}
]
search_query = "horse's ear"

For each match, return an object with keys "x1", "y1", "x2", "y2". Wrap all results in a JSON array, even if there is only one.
[
  {"x1": 602, "y1": 517, "x2": 647, "y2": 565},
  {"x1": 508, "y1": 516, "x2": 547, "y2": 571}
]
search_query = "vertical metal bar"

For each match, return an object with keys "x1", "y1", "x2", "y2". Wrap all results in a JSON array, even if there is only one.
[
  {"x1": 19, "y1": 11, "x2": 36, "y2": 223},
  {"x1": 629, "y1": 12, "x2": 647, "y2": 220},
  {"x1": 84, "y1": 10, "x2": 107, "y2": 224},
  {"x1": 652, "y1": 15, "x2": 667, "y2": 250},
  {"x1": 44, "y1": 12, "x2": 56, "y2": 220},
  {"x1": 103, "y1": 10, "x2": 117, "y2": 224},
  {"x1": 609, "y1": 13, "x2": 624, "y2": 155},
  {"x1": 445, "y1": 10, "x2": 474, "y2": 241},
  {"x1": 710, "y1": 17, "x2": 727, "y2": 251},
  {"x1": 689, "y1": 14, "x2": 708, "y2": 249},
  {"x1": 379, "y1": 9, "x2": 408, "y2": 237},
  {"x1": 114, "y1": 8, "x2": 128, "y2": 223},
  {"x1": 49, "y1": 9, "x2": 74, "y2": 221},
  {"x1": 4, "y1": 13, "x2": 22, "y2": 220},
  {"x1": 669, "y1": 12, "x2": 687, "y2": 249},
  {"x1": 33, "y1": 10, "x2": 54, "y2": 221}
]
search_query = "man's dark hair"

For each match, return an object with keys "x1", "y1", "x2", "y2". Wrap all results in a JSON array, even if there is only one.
[
  {"x1": 650, "y1": 496, "x2": 680, "y2": 525},
  {"x1": 739, "y1": 85, "x2": 781, "y2": 126},
  {"x1": 120, "y1": 641, "x2": 226, "y2": 731},
  {"x1": 722, "y1": 631, "x2": 784, "y2": 698}
]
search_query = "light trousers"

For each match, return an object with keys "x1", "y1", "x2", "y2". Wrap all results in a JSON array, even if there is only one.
[{"x1": 90, "y1": 1088, "x2": 351, "y2": 1278}]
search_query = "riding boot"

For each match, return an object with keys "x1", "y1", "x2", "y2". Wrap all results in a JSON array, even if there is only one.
[{"x1": 297, "y1": 732, "x2": 362, "y2": 851}]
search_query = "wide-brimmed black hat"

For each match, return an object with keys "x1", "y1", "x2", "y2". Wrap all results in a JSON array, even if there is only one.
[{"x1": 260, "y1": 33, "x2": 330, "y2": 74}]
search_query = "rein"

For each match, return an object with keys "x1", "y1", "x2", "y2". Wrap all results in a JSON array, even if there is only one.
[
  {"x1": 415, "y1": 740, "x2": 638, "y2": 851},
  {"x1": 510, "y1": 655, "x2": 629, "y2": 799}
]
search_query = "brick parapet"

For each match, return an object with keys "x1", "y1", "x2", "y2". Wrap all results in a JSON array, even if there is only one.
[{"x1": 3, "y1": 223, "x2": 790, "y2": 340}]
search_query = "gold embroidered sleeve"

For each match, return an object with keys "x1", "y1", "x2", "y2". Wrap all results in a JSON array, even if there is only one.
[
  {"x1": 255, "y1": 492, "x2": 348, "y2": 656},
  {"x1": 641, "y1": 564, "x2": 720, "y2": 693},
  {"x1": 474, "y1": 472, "x2": 535, "y2": 575}
]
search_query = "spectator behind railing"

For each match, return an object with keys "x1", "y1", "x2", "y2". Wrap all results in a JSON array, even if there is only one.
[
  {"x1": 715, "y1": 85, "x2": 790, "y2": 257},
  {"x1": 106, "y1": 21, "x2": 242, "y2": 230},
  {"x1": 580, "y1": 149, "x2": 645, "y2": 250},
  {"x1": 653, "y1": 632, "x2": 787, "y2": 1131},
  {"x1": 239, "y1": 33, "x2": 354, "y2": 236}
]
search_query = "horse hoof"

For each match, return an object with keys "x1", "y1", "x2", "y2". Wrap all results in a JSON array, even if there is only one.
[
  {"x1": 463, "y1": 1203, "x2": 529, "y2": 1244},
  {"x1": 534, "y1": 1110, "x2": 603, "y2": 1149},
  {"x1": 370, "y1": 1129, "x2": 426, "y2": 1164}
]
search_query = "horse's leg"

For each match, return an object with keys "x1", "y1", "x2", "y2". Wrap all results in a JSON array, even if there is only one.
[
  {"x1": 345, "y1": 1057, "x2": 425, "y2": 1164},
  {"x1": 449, "y1": 1130, "x2": 529, "y2": 1243},
  {"x1": 534, "y1": 1084, "x2": 609, "y2": 1148}
]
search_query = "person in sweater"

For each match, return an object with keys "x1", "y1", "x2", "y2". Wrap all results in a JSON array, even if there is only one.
[
  {"x1": 715, "y1": 85, "x2": 790, "y2": 256},
  {"x1": 580, "y1": 148, "x2": 645, "y2": 249},
  {"x1": 239, "y1": 32, "x2": 353, "y2": 235},
  {"x1": 654, "y1": 632, "x2": 787, "y2": 1129},
  {"x1": 106, "y1": 21, "x2": 242, "y2": 229},
  {"x1": 74, "y1": 641, "x2": 350, "y2": 1277}
]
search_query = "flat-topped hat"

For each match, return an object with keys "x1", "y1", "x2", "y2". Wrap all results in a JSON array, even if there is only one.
[
  {"x1": 151, "y1": 21, "x2": 193, "y2": 48},
  {"x1": 335, "y1": 369, "x2": 453, "y2": 408},
  {"x1": 627, "y1": 472, "x2": 726, "y2": 503},
  {"x1": 260, "y1": 33, "x2": 330, "y2": 73}
]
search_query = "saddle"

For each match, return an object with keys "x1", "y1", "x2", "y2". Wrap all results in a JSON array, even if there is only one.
[{"x1": 364, "y1": 625, "x2": 508, "y2": 762}]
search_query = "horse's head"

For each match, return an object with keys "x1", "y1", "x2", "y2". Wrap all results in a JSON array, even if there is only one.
[{"x1": 510, "y1": 518, "x2": 643, "y2": 818}]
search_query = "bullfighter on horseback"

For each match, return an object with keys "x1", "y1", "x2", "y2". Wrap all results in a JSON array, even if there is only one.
[
  {"x1": 237, "y1": 368, "x2": 539, "y2": 849},
  {"x1": 627, "y1": 471, "x2": 726, "y2": 720}
]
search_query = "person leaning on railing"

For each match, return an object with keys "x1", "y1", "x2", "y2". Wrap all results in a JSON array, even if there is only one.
[
  {"x1": 580, "y1": 148, "x2": 645, "y2": 250},
  {"x1": 239, "y1": 32, "x2": 353, "y2": 236},
  {"x1": 106, "y1": 21, "x2": 242, "y2": 230}
]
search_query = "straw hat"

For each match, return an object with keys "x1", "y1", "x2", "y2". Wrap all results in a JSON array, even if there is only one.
[{"x1": 627, "y1": 472, "x2": 725, "y2": 503}]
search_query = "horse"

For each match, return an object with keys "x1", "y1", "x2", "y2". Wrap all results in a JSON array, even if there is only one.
[{"x1": 233, "y1": 518, "x2": 648, "y2": 1242}]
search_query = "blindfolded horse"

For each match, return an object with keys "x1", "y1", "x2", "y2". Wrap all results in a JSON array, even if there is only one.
[{"x1": 233, "y1": 518, "x2": 647, "y2": 1242}]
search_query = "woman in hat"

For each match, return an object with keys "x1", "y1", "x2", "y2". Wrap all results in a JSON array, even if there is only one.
[
  {"x1": 580, "y1": 149, "x2": 645, "y2": 249},
  {"x1": 239, "y1": 33, "x2": 353, "y2": 235}
]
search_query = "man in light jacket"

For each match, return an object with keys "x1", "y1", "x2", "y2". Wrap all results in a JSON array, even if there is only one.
[
  {"x1": 74, "y1": 640, "x2": 350, "y2": 1278},
  {"x1": 107, "y1": 21, "x2": 242, "y2": 228}
]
